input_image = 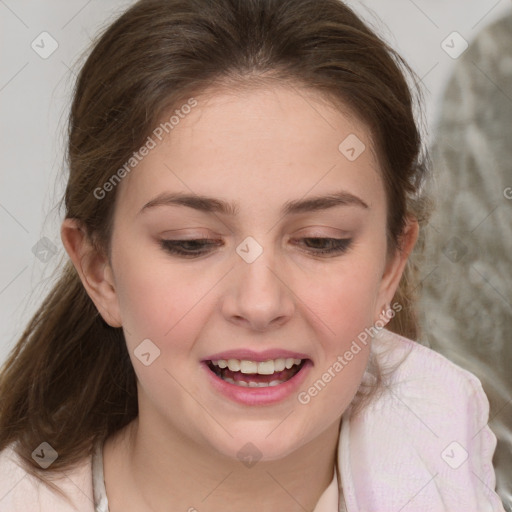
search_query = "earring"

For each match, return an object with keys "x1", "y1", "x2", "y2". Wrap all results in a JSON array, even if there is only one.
[{"x1": 374, "y1": 303, "x2": 392, "y2": 328}]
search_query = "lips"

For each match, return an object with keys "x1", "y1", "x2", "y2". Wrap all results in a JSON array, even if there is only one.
[
  {"x1": 201, "y1": 355, "x2": 312, "y2": 405},
  {"x1": 207, "y1": 358, "x2": 306, "y2": 387},
  {"x1": 202, "y1": 349, "x2": 312, "y2": 394}
]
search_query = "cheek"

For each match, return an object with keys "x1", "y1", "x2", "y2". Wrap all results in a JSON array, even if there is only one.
[
  {"x1": 112, "y1": 257, "x2": 208, "y2": 408},
  {"x1": 112, "y1": 247, "x2": 201, "y2": 352},
  {"x1": 298, "y1": 256, "x2": 381, "y2": 410},
  {"x1": 305, "y1": 263, "x2": 382, "y2": 340}
]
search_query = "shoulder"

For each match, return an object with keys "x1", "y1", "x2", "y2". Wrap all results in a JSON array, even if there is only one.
[
  {"x1": 375, "y1": 327, "x2": 489, "y2": 405},
  {"x1": 0, "y1": 443, "x2": 94, "y2": 512},
  {"x1": 339, "y1": 328, "x2": 505, "y2": 511},
  {"x1": 372, "y1": 329, "x2": 495, "y2": 448}
]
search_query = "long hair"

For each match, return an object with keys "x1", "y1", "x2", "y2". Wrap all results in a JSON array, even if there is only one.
[{"x1": 0, "y1": 0, "x2": 431, "y2": 492}]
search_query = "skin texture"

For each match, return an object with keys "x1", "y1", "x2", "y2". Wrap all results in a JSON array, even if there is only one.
[{"x1": 61, "y1": 84, "x2": 418, "y2": 511}]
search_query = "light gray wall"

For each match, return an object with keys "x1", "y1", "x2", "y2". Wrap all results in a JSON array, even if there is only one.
[{"x1": 1, "y1": 0, "x2": 510, "y2": 363}]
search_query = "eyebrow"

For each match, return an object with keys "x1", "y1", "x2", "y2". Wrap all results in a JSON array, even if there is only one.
[{"x1": 139, "y1": 190, "x2": 369, "y2": 216}]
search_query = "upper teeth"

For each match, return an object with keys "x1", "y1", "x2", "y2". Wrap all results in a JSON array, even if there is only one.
[{"x1": 212, "y1": 358, "x2": 302, "y2": 375}]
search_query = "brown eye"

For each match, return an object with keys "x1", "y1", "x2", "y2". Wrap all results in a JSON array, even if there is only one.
[
  {"x1": 160, "y1": 239, "x2": 222, "y2": 258},
  {"x1": 296, "y1": 238, "x2": 352, "y2": 255}
]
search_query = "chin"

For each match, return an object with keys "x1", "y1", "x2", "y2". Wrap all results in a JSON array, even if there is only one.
[{"x1": 203, "y1": 424, "x2": 312, "y2": 465}]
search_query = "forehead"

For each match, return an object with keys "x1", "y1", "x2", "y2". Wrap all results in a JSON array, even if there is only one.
[{"x1": 115, "y1": 84, "x2": 384, "y2": 218}]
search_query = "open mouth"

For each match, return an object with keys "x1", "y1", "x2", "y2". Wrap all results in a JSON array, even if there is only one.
[{"x1": 206, "y1": 358, "x2": 308, "y2": 388}]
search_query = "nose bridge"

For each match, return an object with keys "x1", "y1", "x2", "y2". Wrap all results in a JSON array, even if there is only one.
[
  {"x1": 223, "y1": 236, "x2": 295, "y2": 330},
  {"x1": 240, "y1": 251, "x2": 279, "y2": 300}
]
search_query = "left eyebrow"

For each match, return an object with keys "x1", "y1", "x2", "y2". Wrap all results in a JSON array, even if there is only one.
[
  {"x1": 283, "y1": 191, "x2": 369, "y2": 214},
  {"x1": 138, "y1": 190, "x2": 369, "y2": 216}
]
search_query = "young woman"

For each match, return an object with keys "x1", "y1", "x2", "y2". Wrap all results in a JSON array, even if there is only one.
[{"x1": 0, "y1": 0, "x2": 504, "y2": 510}]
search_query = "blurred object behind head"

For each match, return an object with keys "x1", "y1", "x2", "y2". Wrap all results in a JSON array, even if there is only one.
[{"x1": 420, "y1": 10, "x2": 512, "y2": 510}]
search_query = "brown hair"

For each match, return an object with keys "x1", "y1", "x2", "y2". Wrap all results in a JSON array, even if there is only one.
[{"x1": 0, "y1": 0, "x2": 431, "y2": 492}]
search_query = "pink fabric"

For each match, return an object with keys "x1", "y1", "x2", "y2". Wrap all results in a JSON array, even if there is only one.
[
  {"x1": 0, "y1": 445, "x2": 94, "y2": 511},
  {"x1": 0, "y1": 329, "x2": 505, "y2": 511},
  {"x1": 338, "y1": 328, "x2": 505, "y2": 512}
]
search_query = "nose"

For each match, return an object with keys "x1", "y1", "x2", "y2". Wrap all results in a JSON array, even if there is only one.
[{"x1": 221, "y1": 248, "x2": 296, "y2": 332}]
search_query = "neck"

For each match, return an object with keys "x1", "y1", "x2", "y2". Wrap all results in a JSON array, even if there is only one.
[{"x1": 104, "y1": 411, "x2": 341, "y2": 512}]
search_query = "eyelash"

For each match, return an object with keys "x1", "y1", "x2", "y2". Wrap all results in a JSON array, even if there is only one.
[{"x1": 159, "y1": 237, "x2": 352, "y2": 258}]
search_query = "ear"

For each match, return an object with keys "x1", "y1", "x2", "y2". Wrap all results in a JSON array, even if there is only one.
[
  {"x1": 373, "y1": 217, "x2": 419, "y2": 324},
  {"x1": 60, "y1": 218, "x2": 122, "y2": 328}
]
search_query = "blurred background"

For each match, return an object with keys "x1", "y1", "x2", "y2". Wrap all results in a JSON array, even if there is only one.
[{"x1": 1, "y1": 0, "x2": 511, "y2": 508}]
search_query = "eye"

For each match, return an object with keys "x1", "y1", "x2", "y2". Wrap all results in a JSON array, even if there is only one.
[
  {"x1": 160, "y1": 238, "x2": 222, "y2": 258},
  {"x1": 294, "y1": 237, "x2": 352, "y2": 255}
]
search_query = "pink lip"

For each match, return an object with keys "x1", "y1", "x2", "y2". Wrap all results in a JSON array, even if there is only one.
[
  {"x1": 201, "y1": 359, "x2": 313, "y2": 406},
  {"x1": 203, "y1": 348, "x2": 311, "y2": 363}
]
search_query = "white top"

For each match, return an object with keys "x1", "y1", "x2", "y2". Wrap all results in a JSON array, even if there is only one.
[{"x1": 91, "y1": 442, "x2": 108, "y2": 512}]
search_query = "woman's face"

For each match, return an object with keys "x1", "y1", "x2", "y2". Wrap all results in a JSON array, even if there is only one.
[{"x1": 101, "y1": 84, "x2": 409, "y2": 461}]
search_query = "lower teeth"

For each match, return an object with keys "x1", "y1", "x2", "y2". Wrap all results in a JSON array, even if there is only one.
[{"x1": 222, "y1": 377, "x2": 284, "y2": 387}]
